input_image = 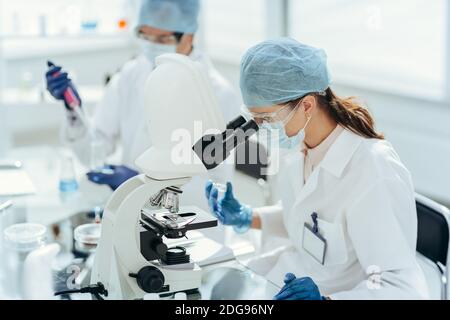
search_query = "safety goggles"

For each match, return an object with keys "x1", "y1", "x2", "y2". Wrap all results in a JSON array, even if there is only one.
[
  {"x1": 241, "y1": 101, "x2": 302, "y2": 127},
  {"x1": 240, "y1": 91, "x2": 327, "y2": 127},
  {"x1": 138, "y1": 32, "x2": 184, "y2": 45}
]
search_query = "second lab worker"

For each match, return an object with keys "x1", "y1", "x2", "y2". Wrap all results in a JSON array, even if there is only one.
[
  {"x1": 205, "y1": 38, "x2": 429, "y2": 299},
  {"x1": 46, "y1": 0, "x2": 240, "y2": 212}
]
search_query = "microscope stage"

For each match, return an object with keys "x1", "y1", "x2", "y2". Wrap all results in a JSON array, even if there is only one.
[{"x1": 141, "y1": 205, "x2": 218, "y2": 232}]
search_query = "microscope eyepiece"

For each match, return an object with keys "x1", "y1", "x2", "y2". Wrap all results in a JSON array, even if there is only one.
[
  {"x1": 241, "y1": 119, "x2": 259, "y2": 133},
  {"x1": 192, "y1": 116, "x2": 259, "y2": 170},
  {"x1": 226, "y1": 115, "x2": 247, "y2": 130}
]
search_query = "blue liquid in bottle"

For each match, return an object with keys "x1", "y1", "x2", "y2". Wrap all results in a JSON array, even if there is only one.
[
  {"x1": 59, "y1": 152, "x2": 79, "y2": 194},
  {"x1": 59, "y1": 179, "x2": 79, "y2": 193}
]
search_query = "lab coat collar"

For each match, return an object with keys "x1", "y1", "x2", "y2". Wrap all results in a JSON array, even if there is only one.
[
  {"x1": 290, "y1": 129, "x2": 362, "y2": 209},
  {"x1": 189, "y1": 47, "x2": 202, "y2": 61},
  {"x1": 318, "y1": 128, "x2": 363, "y2": 178}
]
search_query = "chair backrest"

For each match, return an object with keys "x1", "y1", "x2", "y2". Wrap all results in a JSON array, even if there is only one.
[{"x1": 416, "y1": 193, "x2": 450, "y2": 266}]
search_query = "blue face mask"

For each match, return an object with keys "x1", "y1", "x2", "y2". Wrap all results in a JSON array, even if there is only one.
[{"x1": 260, "y1": 114, "x2": 311, "y2": 150}]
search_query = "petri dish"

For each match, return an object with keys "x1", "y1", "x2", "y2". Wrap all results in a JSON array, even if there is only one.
[
  {"x1": 74, "y1": 223, "x2": 102, "y2": 253},
  {"x1": 4, "y1": 223, "x2": 47, "y2": 252}
]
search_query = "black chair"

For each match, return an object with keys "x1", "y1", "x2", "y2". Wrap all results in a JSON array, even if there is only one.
[{"x1": 416, "y1": 193, "x2": 450, "y2": 299}]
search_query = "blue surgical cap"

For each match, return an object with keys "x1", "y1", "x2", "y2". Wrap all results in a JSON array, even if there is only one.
[
  {"x1": 240, "y1": 38, "x2": 331, "y2": 107},
  {"x1": 137, "y1": 0, "x2": 200, "y2": 33}
]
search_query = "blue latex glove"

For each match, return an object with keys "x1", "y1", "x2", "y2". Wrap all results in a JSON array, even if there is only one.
[
  {"x1": 274, "y1": 273, "x2": 325, "y2": 300},
  {"x1": 46, "y1": 61, "x2": 82, "y2": 110},
  {"x1": 205, "y1": 181, "x2": 252, "y2": 234},
  {"x1": 86, "y1": 165, "x2": 138, "y2": 191}
]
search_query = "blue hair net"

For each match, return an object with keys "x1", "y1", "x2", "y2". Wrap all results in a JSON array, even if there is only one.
[
  {"x1": 137, "y1": 0, "x2": 200, "y2": 33},
  {"x1": 240, "y1": 38, "x2": 331, "y2": 107}
]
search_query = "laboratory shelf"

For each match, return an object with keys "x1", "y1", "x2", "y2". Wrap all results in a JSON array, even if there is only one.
[
  {"x1": 1, "y1": 35, "x2": 137, "y2": 60},
  {"x1": 1, "y1": 87, "x2": 103, "y2": 132}
]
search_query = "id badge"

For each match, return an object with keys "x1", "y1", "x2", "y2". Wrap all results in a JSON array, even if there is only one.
[{"x1": 302, "y1": 223, "x2": 327, "y2": 265}]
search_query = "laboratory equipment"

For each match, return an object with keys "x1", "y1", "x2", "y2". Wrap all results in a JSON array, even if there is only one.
[
  {"x1": 207, "y1": 166, "x2": 227, "y2": 197},
  {"x1": 90, "y1": 54, "x2": 257, "y2": 300},
  {"x1": 80, "y1": 1, "x2": 99, "y2": 33},
  {"x1": 2, "y1": 223, "x2": 47, "y2": 299},
  {"x1": 59, "y1": 152, "x2": 78, "y2": 193},
  {"x1": 46, "y1": 61, "x2": 94, "y2": 137},
  {"x1": 47, "y1": 61, "x2": 81, "y2": 109},
  {"x1": 46, "y1": 61, "x2": 102, "y2": 148},
  {"x1": 23, "y1": 243, "x2": 61, "y2": 300},
  {"x1": 74, "y1": 223, "x2": 101, "y2": 254}
]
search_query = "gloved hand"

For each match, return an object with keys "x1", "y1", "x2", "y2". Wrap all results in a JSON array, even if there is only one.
[
  {"x1": 205, "y1": 180, "x2": 253, "y2": 233},
  {"x1": 86, "y1": 165, "x2": 138, "y2": 191},
  {"x1": 46, "y1": 61, "x2": 82, "y2": 110},
  {"x1": 274, "y1": 273, "x2": 325, "y2": 300}
]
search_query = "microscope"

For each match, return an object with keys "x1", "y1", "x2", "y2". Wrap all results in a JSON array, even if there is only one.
[{"x1": 90, "y1": 54, "x2": 257, "y2": 299}]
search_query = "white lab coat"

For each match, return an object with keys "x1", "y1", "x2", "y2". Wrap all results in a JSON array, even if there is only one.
[
  {"x1": 62, "y1": 49, "x2": 241, "y2": 215},
  {"x1": 248, "y1": 129, "x2": 429, "y2": 299}
]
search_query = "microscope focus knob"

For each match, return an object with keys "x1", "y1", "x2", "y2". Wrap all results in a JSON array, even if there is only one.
[
  {"x1": 151, "y1": 239, "x2": 168, "y2": 257},
  {"x1": 135, "y1": 266, "x2": 165, "y2": 293}
]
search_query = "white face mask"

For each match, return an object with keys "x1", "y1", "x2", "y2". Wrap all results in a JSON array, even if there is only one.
[{"x1": 141, "y1": 41, "x2": 177, "y2": 64}]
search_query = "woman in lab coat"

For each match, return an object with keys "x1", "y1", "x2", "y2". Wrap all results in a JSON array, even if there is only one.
[
  {"x1": 45, "y1": 0, "x2": 240, "y2": 214},
  {"x1": 205, "y1": 38, "x2": 429, "y2": 299}
]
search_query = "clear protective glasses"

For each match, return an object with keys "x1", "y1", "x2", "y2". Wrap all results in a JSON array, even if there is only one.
[
  {"x1": 240, "y1": 92, "x2": 326, "y2": 127},
  {"x1": 240, "y1": 100, "x2": 302, "y2": 128},
  {"x1": 138, "y1": 32, "x2": 184, "y2": 45}
]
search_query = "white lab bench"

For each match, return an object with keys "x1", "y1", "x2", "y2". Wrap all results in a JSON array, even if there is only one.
[{"x1": 1, "y1": 145, "x2": 111, "y2": 227}]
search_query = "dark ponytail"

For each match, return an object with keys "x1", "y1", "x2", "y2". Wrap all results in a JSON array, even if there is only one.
[{"x1": 316, "y1": 88, "x2": 384, "y2": 139}]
